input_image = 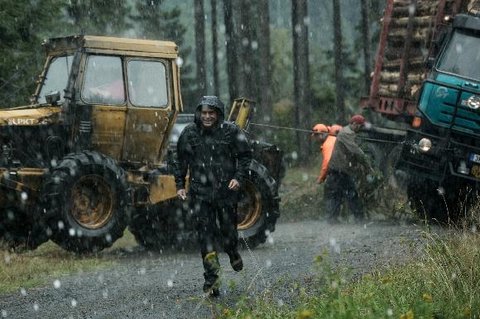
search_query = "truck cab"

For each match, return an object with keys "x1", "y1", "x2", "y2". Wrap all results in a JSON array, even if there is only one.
[{"x1": 397, "y1": 13, "x2": 480, "y2": 218}]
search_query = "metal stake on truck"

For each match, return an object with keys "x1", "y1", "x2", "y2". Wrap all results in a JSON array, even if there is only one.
[
  {"x1": 0, "y1": 35, "x2": 282, "y2": 252},
  {"x1": 361, "y1": 0, "x2": 480, "y2": 220}
]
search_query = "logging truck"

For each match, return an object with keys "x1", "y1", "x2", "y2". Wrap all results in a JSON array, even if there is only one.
[{"x1": 361, "y1": 0, "x2": 480, "y2": 220}]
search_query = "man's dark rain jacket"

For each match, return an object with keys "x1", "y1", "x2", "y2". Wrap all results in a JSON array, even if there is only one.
[{"x1": 174, "y1": 96, "x2": 252, "y2": 203}]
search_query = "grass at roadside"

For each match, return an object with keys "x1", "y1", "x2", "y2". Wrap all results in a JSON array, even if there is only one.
[
  {"x1": 217, "y1": 229, "x2": 480, "y2": 318},
  {"x1": 0, "y1": 231, "x2": 136, "y2": 295},
  {"x1": 279, "y1": 164, "x2": 324, "y2": 222}
]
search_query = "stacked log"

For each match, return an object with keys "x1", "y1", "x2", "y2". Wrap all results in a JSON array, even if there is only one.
[{"x1": 378, "y1": 0, "x2": 467, "y2": 100}]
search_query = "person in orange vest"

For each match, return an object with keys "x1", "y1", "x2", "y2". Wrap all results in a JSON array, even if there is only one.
[{"x1": 311, "y1": 123, "x2": 341, "y2": 184}]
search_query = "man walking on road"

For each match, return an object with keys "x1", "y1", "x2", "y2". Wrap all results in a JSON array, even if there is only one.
[
  {"x1": 325, "y1": 115, "x2": 374, "y2": 223},
  {"x1": 174, "y1": 96, "x2": 252, "y2": 297}
]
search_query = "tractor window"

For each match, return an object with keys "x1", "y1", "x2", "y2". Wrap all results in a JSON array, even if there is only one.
[
  {"x1": 82, "y1": 55, "x2": 125, "y2": 104},
  {"x1": 127, "y1": 60, "x2": 168, "y2": 107},
  {"x1": 437, "y1": 30, "x2": 480, "y2": 81},
  {"x1": 38, "y1": 55, "x2": 73, "y2": 104}
]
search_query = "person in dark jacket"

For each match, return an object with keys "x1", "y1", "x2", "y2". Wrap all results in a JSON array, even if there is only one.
[
  {"x1": 174, "y1": 96, "x2": 252, "y2": 297},
  {"x1": 325, "y1": 114, "x2": 374, "y2": 223}
]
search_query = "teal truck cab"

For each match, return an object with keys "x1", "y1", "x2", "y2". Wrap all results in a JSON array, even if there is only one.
[{"x1": 398, "y1": 12, "x2": 480, "y2": 219}]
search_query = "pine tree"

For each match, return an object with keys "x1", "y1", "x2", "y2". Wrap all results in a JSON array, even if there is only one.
[
  {"x1": 132, "y1": 0, "x2": 195, "y2": 110},
  {"x1": 65, "y1": 0, "x2": 131, "y2": 35},
  {"x1": 0, "y1": 0, "x2": 67, "y2": 107}
]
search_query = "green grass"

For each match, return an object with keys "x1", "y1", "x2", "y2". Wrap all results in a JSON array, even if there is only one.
[
  {"x1": 279, "y1": 164, "x2": 325, "y2": 222},
  {"x1": 217, "y1": 229, "x2": 480, "y2": 318},
  {"x1": 0, "y1": 231, "x2": 137, "y2": 294}
]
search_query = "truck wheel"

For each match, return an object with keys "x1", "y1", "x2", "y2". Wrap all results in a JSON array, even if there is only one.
[
  {"x1": 129, "y1": 203, "x2": 179, "y2": 250},
  {"x1": 39, "y1": 151, "x2": 131, "y2": 253},
  {"x1": 237, "y1": 162, "x2": 280, "y2": 249},
  {"x1": 407, "y1": 181, "x2": 450, "y2": 223},
  {"x1": 0, "y1": 208, "x2": 37, "y2": 250}
]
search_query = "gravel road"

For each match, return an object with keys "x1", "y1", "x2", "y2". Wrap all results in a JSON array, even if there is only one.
[{"x1": 0, "y1": 220, "x2": 432, "y2": 319}]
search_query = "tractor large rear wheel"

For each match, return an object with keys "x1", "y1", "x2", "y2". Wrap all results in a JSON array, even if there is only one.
[
  {"x1": 237, "y1": 163, "x2": 280, "y2": 249},
  {"x1": 38, "y1": 151, "x2": 131, "y2": 253},
  {"x1": 129, "y1": 201, "x2": 185, "y2": 251}
]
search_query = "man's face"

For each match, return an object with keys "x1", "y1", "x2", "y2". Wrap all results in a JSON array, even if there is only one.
[
  {"x1": 312, "y1": 132, "x2": 328, "y2": 143},
  {"x1": 200, "y1": 105, "x2": 218, "y2": 128},
  {"x1": 351, "y1": 122, "x2": 364, "y2": 132}
]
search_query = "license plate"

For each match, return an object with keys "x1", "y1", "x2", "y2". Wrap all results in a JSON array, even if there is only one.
[{"x1": 470, "y1": 153, "x2": 480, "y2": 164}]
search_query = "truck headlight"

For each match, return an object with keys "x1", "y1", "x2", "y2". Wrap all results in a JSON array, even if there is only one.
[{"x1": 418, "y1": 138, "x2": 432, "y2": 153}]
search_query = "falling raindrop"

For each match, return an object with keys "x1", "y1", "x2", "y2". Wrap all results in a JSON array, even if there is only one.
[
  {"x1": 20, "y1": 192, "x2": 28, "y2": 201},
  {"x1": 20, "y1": 288, "x2": 26, "y2": 296},
  {"x1": 4, "y1": 254, "x2": 11, "y2": 264},
  {"x1": 53, "y1": 279, "x2": 61, "y2": 289},
  {"x1": 138, "y1": 268, "x2": 146, "y2": 275},
  {"x1": 265, "y1": 259, "x2": 272, "y2": 268},
  {"x1": 69, "y1": 228, "x2": 75, "y2": 236},
  {"x1": 437, "y1": 186, "x2": 445, "y2": 195},
  {"x1": 267, "y1": 236, "x2": 274, "y2": 245},
  {"x1": 58, "y1": 221, "x2": 64, "y2": 230},
  {"x1": 1, "y1": 310, "x2": 7, "y2": 317},
  {"x1": 175, "y1": 57, "x2": 184, "y2": 67},
  {"x1": 105, "y1": 233, "x2": 112, "y2": 243},
  {"x1": 33, "y1": 302, "x2": 39, "y2": 311},
  {"x1": 167, "y1": 280, "x2": 173, "y2": 287},
  {"x1": 408, "y1": 3, "x2": 416, "y2": 15},
  {"x1": 386, "y1": 308, "x2": 393, "y2": 316},
  {"x1": 71, "y1": 299, "x2": 77, "y2": 308},
  {"x1": 291, "y1": 151, "x2": 298, "y2": 160},
  {"x1": 331, "y1": 280, "x2": 338, "y2": 289},
  {"x1": 102, "y1": 289, "x2": 108, "y2": 299},
  {"x1": 277, "y1": 299, "x2": 284, "y2": 306}
]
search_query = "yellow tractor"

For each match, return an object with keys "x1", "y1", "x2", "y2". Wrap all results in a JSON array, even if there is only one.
[{"x1": 0, "y1": 35, "x2": 282, "y2": 252}]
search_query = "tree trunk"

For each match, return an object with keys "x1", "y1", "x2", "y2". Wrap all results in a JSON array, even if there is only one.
[
  {"x1": 361, "y1": 0, "x2": 372, "y2": 95},
  {"x1": 332, "y1": 0, "x2": 345, "y2": 122},
  {"x1": 238, "y1": 0, "x2": 256, "y2": 99},
  {"x1": 194, "y1": 0, "x2": 207, "y2": 95},
  {"x1": 211, "y1": 0, "x2": 219, "y2": 96},
  {"x1": 223, "y1": 0, "x2": 238, "y2": 101},
  {"x1": 257, "y1": 0, "x2": 273, "y2": 124},
  {"x1": 291, "y1": 0, "x2": 311, "y2": 160}
]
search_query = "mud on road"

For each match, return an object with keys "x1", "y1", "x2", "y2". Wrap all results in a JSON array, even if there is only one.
[{"x1": 0, "y1": 220, "x2": 433, "y2": 319}]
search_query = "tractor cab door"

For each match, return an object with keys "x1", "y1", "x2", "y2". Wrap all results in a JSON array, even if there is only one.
[{"x1": 122, "y1": 58, "x2": 175, "y2": 166}]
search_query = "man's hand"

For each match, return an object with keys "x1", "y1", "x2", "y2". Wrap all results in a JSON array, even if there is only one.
[
  {"x1": 228, "y1": 179, "x2": 240, "y2": 191},
  {"x1": 316, "y1": 177, "x2": 324, "y2": 184},
  {"x1": 177, "y1": 189, "x2": 187, "y2": 200}
]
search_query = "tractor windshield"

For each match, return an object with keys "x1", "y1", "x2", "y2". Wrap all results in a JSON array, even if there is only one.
[
  {"x1": 37, "y1": 55, "x2": 73, "y2": 104},
  {"x1": 437, "y1": 29, "x2": 480, "y2": 81}
]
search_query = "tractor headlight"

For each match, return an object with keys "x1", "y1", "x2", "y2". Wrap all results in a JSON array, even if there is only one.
[{"x1": 418, "y1": 138, "x2": 432, "y2": 153}]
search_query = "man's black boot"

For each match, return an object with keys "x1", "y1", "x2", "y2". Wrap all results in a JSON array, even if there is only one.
[
  {"x1": 203, "y1": 251, "x2": 220, "y2": 297},
  {"x1": 228, "y1": 251, "x2": 243, "y2": 272}
]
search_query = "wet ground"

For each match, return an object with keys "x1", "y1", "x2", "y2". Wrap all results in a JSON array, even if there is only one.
[{"x1": 0, "y1": 219, "x2": 432, "y2": 319}]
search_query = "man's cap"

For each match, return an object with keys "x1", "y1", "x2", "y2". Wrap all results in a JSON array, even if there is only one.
[
  {"x1": 349, "y1": 114, "x2": 366, "y2": 125},
  {"x1": 312, "y1": 124, "x2": 329, "y2": 134}
]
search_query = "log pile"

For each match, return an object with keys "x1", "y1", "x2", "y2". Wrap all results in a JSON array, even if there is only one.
[{"x1": 378, "y1": 0, "x2": 472, "y2": 99}]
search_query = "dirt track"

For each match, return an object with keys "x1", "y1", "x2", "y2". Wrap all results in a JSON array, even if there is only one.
[{"x1": 0, "y1": 220, "x2": 431, "y2": 318}]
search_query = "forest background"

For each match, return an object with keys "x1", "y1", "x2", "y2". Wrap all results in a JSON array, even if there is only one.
[{"x1": 0, "y1": 0, "x2": 386, "y2": 162}]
